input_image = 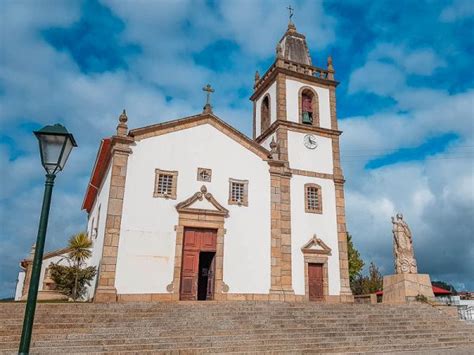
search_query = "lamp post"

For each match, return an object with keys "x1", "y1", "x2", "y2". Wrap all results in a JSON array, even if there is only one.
[{"x1": 19, "y1": 124, "x2": 77, "y2": 354}]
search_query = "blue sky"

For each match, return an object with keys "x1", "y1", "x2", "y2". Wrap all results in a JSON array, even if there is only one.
[{"x1": 1, "y1": 0, "x2": 473, "y2": 298}]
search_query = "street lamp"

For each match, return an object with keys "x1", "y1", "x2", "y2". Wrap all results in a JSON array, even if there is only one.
[{"x1": 19, "y1": 124, "x2": 77, "y2": 354}]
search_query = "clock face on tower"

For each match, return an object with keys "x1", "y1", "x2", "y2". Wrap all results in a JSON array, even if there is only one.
[{"x1": 304, "y1": 134, "x2": 318, "y2": 149}]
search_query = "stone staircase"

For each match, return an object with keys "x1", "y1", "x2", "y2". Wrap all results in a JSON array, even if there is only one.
[{"x1": 0, "y1": 301, "x2": 473, "y2": 354}]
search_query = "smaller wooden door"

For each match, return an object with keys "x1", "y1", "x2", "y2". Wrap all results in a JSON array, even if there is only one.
[
  {"x1": 308, "y1": 263, "x2": 324, "y2": 301},
  {"x1": 206, "y1": 254, "x2": 216, "y2": 300},
  {"x1": 180, "y1": 250, "x2": 199, "y2": 300}
]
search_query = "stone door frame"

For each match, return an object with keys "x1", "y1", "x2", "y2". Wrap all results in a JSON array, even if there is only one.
[
  {"x1": 168, "y1": 186, "x2": 229, "y2": 300},
  {"x1": 301, "y1": 235, "x2": 331, "y2": 302}
]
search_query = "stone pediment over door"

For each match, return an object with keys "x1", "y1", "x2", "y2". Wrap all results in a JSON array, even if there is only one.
[
  {"x1": 301, "y1": 235, "x2": 332, "y2": 255},
  {"x1": 176, "y1": 185, "x2": 229, "y2": 217}
]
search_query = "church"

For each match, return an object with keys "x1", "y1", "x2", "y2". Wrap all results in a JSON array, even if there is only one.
[{"x1": 81, "y1": 21, "x2": 353, "y2": 303}]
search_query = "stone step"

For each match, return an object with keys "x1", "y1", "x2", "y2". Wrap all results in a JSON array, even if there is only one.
[
  {"x1": 3, "y1": 320, "x2": 468, "y2": 336},
  {"x1": 0, "y1": 315, "x2": 456, "y2": 327},
  {"x1": 0, "y1": 302, "x2": 470, "y2": 354},
  {"x1": 0, "y1": 303, "x2": 437, "y2": 314},
  {"x1": 2, "y1": 337, "x2": 472, "y2": 354},
  {"x1": 2, "y1": 328, "x2": 473, "y2": 343},
  {"x1": 0, "y1": 308, "x2": 441, "y2": 321},
  {"x1": 24, "y1": 330, "x2": 474, "y2": 348},
  {"x1": 0, "y1": 319, "x2": 462, "y2": 333},
  {"x1": 2, "y1": 322, "x2": 469, "y2": 340},
  {"x1": 2, "y1": 326, "x2": 472, "y2": 345}
]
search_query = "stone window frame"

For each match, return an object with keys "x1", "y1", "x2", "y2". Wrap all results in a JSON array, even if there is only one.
[
  {"x1": 260, "y1": 94, "x2": 271, "y2": 133},
  {"x1": 305, "y1": 183, "x2": 322, "y2": 214},
  {"x1": 298, "y1": 86, "x2": 320, "y2": 127},
  {"x1": 228, "y1": 178, "x2": 249, "y2": 207},
  {"x1": 154, "y1": 169, "x2": 178, "y2": 200},
  {"x1": 197, "y1": 167, "x2": 212, "y2": 182}
]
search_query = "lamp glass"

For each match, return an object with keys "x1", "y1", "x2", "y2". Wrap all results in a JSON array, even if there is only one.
[
  {"x1": 38, "y1": 134, "x2": 67, "y2": 174},
  {"x1": 58, "y1": 136, "x2": 74, "y2": 171}
]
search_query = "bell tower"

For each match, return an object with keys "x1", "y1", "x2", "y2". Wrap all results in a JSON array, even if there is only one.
[{"x1": 251, "y1": 20, "x2": 353, "y2": 301}]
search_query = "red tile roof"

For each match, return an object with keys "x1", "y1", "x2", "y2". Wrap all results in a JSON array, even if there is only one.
[{"x1": 82, "y1": 138, "x2": 112, "y2": 213}]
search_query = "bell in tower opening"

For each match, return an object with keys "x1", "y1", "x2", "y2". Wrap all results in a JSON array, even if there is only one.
[{"x1": 302, "y1": 90, "x2": 314, "y2": 125}]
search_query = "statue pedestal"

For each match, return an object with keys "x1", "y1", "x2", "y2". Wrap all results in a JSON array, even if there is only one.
[{"x1": 383, "y1": 274, "x2": 434, "y2": 304}]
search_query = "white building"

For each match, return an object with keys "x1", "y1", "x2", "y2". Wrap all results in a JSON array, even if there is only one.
[
  {"x1": 15, "y1": 245, "x2": 70, "y2": 301},
  {"x1": 82, "y1": 22, "x2": 353, "y2": 303}
]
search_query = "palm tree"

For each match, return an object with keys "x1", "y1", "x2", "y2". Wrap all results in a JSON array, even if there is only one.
[{"x1": 68, "y1": 232, "x2": 92, "y2": 301}]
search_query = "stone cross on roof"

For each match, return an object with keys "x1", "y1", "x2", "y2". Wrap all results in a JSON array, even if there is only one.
[{"x1": 202, "y1": 84, "x2": 214, "y2": 114}]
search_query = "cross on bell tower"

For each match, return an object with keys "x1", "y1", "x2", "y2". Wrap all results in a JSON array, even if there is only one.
[
  {"x1": 202, "y1": 84, "x2": 215, "y2": 114},
  {"x1": 287, "y1": 5, "x2": 294, "y2": 23}
]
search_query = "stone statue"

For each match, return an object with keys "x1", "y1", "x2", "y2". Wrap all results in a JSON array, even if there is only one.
[{"x1": 391, "y1": 213, "x2": 418, "y2": 274}]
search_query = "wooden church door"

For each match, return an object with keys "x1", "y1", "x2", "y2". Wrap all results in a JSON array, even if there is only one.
[
  {"x1": 308, "y1": 263, "x2": 324, "y2": 301},
  {"x1": 180, "y1": 228, "x2": 217, "y2": 301}
]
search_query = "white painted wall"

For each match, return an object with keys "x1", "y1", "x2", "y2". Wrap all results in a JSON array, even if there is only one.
[
  {"x1": 254, "y1": 82, "x2": 277, "y2": 137},
  {"x1": 14, "y1": 270, "x2": 25, "y2": 301},
  {"x1": 287, "y1": 131, "x2": 333, "y2": 174},
  {"x1": 14, "y1": 252, "x2": 70, "y2": 300},
  {"x1": 116, "y1": 123, "x2": 271, "y2": 295},
  {"x1": 286, "y1": 79, "x2": 331, "y2": 129},
  {"x1": 290, "y1": 175, "x2": 341, "y2": 295},
  {"x1": 85, "y1": 164, "x2": 112, "y2": 299},
  {"x1": 38, "y1": 254, "x2": 70, "y2": 287}
]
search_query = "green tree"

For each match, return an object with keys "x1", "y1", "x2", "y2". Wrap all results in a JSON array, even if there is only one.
[
  {"x1": 50, "y1": 232, "x2": 96, "y2": 301},
  {"x1": 347, "y1": 233, "x2": 364, "y2": 292},
  {"x1": 68, "y1": 232, "x2": 93, "y2": 301},
  {"x1": 350, "y1": 262, "x2": 383, "y2": 295},
  {"x1": 365, "y1": 262, "x2": 383, "y2": 293},
  {"x1": 49, "y1": 264, "x2": 96, "y2": 300}
]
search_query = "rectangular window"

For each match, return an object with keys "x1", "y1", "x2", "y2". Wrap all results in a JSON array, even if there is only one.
[
  {"x1": 228, "y1": 178, "x2": 249, "y2": 206},
  {"x1": 154, "y1": 169, "x2": 178, "y2": 199},
  {"x1": 305, "y1": 184, "x2": 322, "y2": 214}
]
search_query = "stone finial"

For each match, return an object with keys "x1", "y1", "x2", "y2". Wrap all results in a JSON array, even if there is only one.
[
  {"x1": 116, "y1": 109, "x2": 128, "y2": 136},
  {"x1": 254, "y1": 70, "x2": 260, "y2": 84},
  {"x1": 327, "y1": 56, "x2": 335, "y2": 80},
  {"x1": 27, "y1": 244, "x2": 36, "y2": 261},
  {"x1": 269, "y1": 137, "x2": 279, "y2": 160},
  {"x1": 276, "y1": 43, "x2": 283, "y2": 59}
]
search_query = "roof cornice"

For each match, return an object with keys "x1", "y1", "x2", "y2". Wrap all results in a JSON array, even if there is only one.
[
  {"x1": 250, "y1": 60, "x2": 338, "y2": 101},
  {"x1": 256, "y1": 120, "x2": 342, "y2": 144},
  {"x1": 130, "y1": 113, "x2": 270, "y2": 159}
]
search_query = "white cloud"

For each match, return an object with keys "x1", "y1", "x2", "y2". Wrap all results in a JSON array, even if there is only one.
[
  {"x1": 343, "y1": 39, "x2": 473, "y2": 286},
  {"x1": 440, "y1": 0, "x2": 474, "y2": 22},
  {"x1": 368, "y1": 43, "x2": 445, "y2": 75},
  {"x1": 348, "y1": 61, "x2": 406, "y2": 96}
]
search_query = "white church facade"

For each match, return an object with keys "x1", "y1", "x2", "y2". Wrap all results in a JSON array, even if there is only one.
[{"x1": 81, "y1": 22, "x2": 353, "y2": 303}]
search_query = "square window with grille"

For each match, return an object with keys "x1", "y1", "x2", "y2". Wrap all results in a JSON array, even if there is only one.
[
  {"x1": 229, "y1": 178, "x2": 248, "y2": 206},
  {"x1": 158, "y1": 174, "x2": 173, "y2": 195},
  {"x1": 154, "y1": 169, "x2": 178, "y2": 199},
  {"x1": 305, "y1": 184, "x2": 322, "y2": 213},
  {"x1": 231, "y1": 182, "x2": 244, "y2": 203}
]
